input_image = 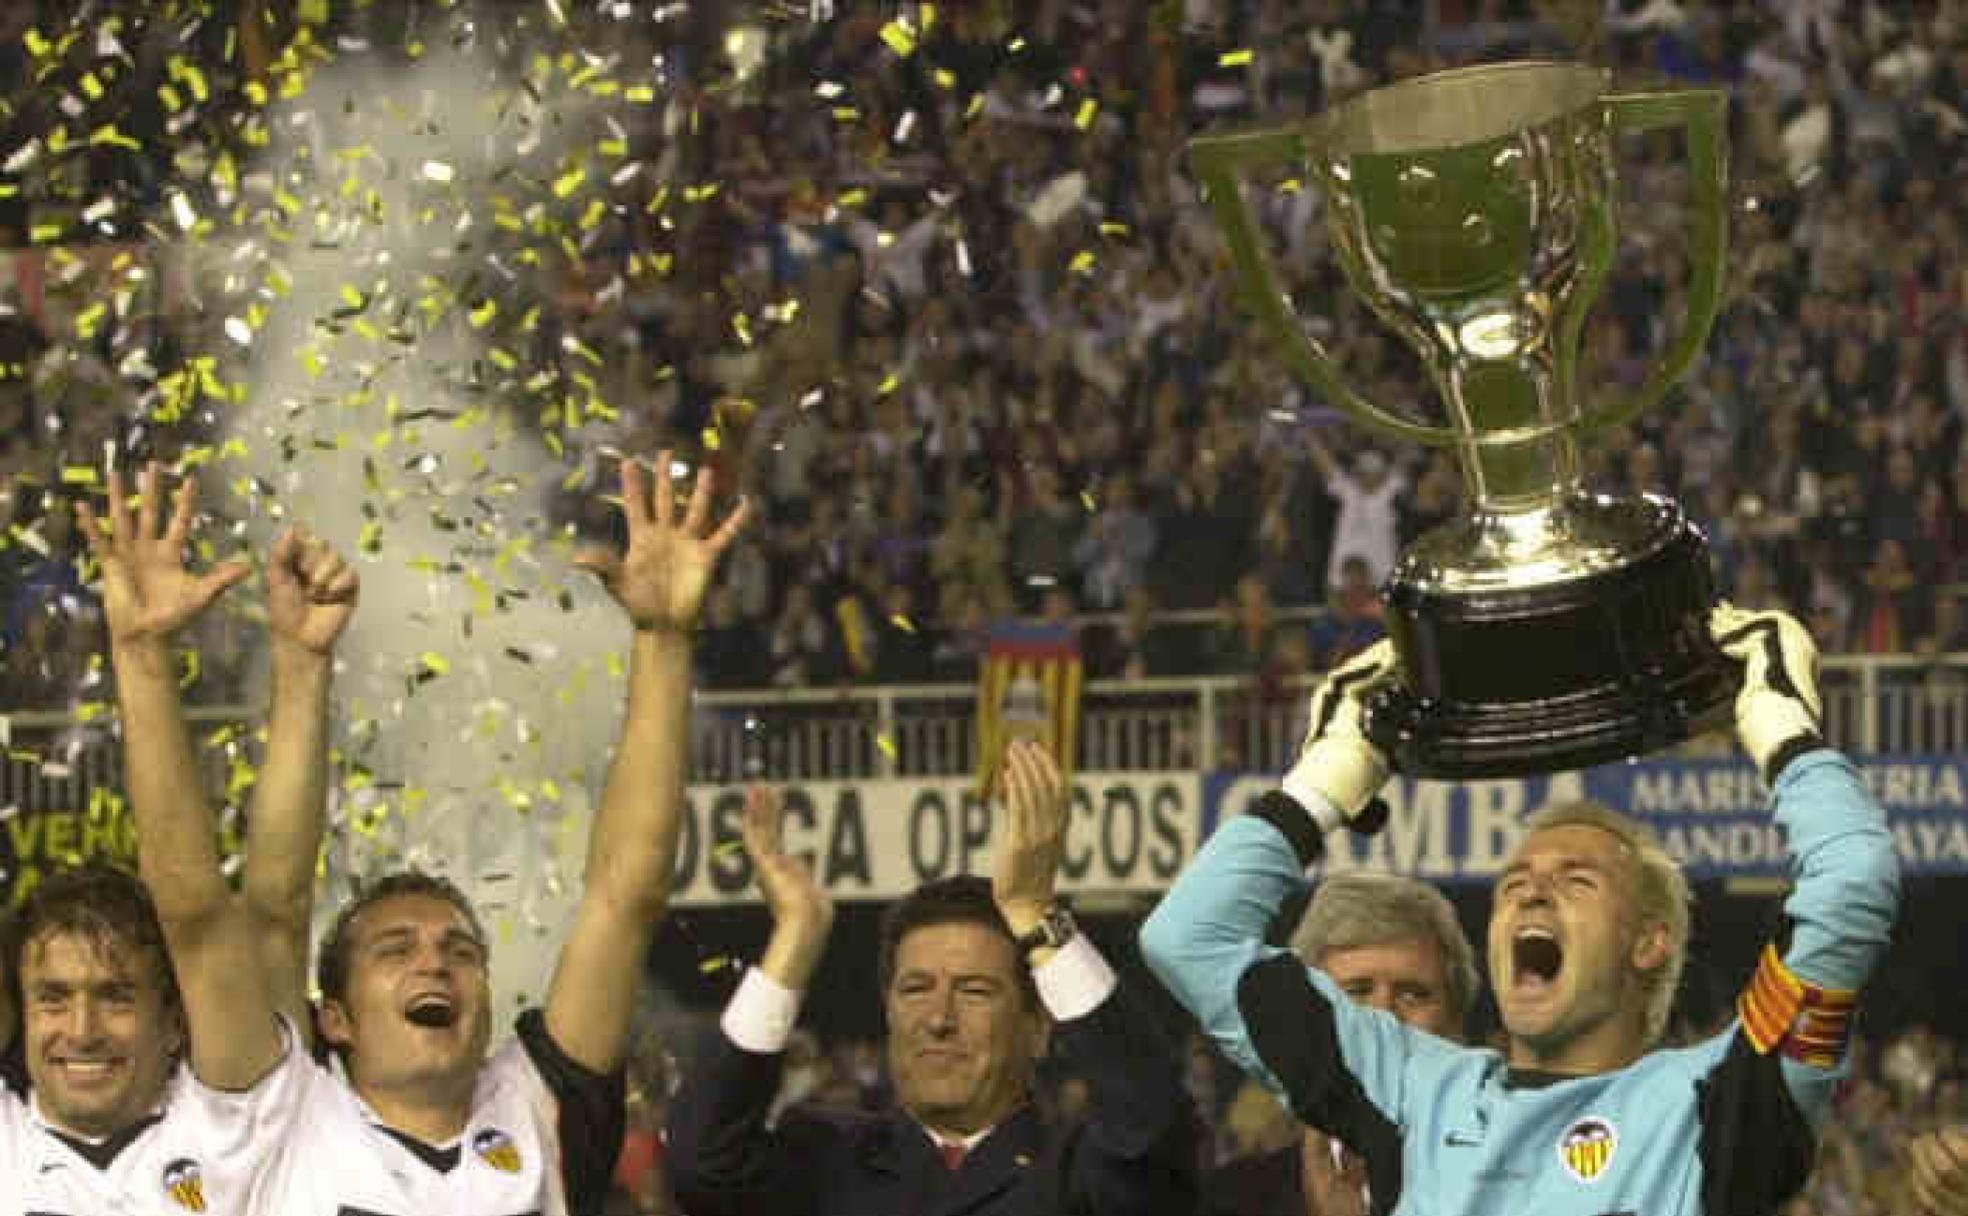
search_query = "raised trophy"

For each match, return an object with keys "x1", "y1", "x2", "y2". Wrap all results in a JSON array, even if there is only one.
[{"x1": 1193, "y1": 61, "x2": 1737, "y2": 778}]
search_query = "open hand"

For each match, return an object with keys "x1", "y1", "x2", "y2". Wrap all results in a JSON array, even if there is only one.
[
  {"x1": 266, "y1": 524, "x2": 359, "y2": 656},
  {"x1": 574, "y1": 453, "x2": 750, "y2": 634},
  {"x1": 76, "y1": 462, "x2": 249, "y2": 647},
  {"x1": 740, "y1": 784, "x2": 833, "y2": 934},
  {"x1": 991, "y1": 739, "x2": 1069, "y2": 926}
]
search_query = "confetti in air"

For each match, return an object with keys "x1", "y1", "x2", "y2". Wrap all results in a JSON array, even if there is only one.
[{"x1": 1, "y1": 0, "x2": 1137, "y2": 991}]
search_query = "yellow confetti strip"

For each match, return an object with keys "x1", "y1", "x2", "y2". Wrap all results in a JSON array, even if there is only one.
[{"x1": 879, "y1": 20, "x2": 917, "y2": 57}]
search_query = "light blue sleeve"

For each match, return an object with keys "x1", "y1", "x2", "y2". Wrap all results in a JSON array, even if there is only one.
[
  {"x1": 1139, "y1": 813, "x2": 1441, "y2": 1128},
  {"x1": 1768, "y1": 750, "x2": 1900, "y2": 990},
  {"x1": 1763, "y1": 749, "x2": 1900, "y2": 1127}
]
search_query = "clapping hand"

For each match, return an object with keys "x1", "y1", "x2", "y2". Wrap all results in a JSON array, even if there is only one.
[
  {"x1": 741, "y1": 784, "x2": 834, "y2": 988},
  {"x1": 991, "y1": 739, "x2": 1069, "y2": 931}
]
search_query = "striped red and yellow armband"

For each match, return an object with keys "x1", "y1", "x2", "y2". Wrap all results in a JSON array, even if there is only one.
[{"x1": 1737, "y1": 943, "x2": 1859, "y2": 1068}]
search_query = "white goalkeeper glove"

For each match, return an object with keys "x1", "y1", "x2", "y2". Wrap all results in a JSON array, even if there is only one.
[
  {"x1": 1284, "y1": 640, "x2": 1398, "y2": 826},
  {"x1": 1711, "y1": 603, "x2": 1826, "y2": 781}
]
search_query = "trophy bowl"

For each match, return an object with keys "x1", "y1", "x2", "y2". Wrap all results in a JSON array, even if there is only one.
[{"x1": 1192, "y1": 61, "x2": 1739, "y2": 778}]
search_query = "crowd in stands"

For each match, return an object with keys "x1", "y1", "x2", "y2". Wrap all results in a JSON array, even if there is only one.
[
  {"x1": 4, "y1": 0, "x2": 1968, "y2": 711},
  {"x1": 0, "y1": 8, "x2": 1962, "y2": 1216}
]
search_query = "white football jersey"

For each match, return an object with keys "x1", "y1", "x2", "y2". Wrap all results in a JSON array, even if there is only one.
[
  {"x1": 250, "y1": 1010, "x2": 623, "y2": 1216},
  {"x1": 0, "y1": 1095, "x2": 22, "y2": 1215},
  {"x1": 4, "y1": 1020, "x2": 307, "y2": 1216}
]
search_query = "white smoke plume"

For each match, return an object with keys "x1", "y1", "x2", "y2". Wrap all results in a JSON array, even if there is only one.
[{"x1": 212, "y1": 41, "x2": 639, "y2": 1019}]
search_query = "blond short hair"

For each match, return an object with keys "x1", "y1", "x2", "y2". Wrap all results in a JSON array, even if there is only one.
[
  {"x1": 1510, "y1": 801, "x2": 1691, "y2": 1045},
  {"x1": 1291, "y1": 871, "x2": 1480, "y2": 1026}
]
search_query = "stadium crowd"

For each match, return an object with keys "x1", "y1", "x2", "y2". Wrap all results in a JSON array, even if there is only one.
[
  {"x1": 0, "y1": 5, "x2": 1964, "y2": 1216},
  {"x1": 6, "y1": 0, "x2": 1968, "y2": 709}
]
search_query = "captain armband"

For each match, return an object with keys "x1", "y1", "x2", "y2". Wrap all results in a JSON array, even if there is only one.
[{"x1": 1737, "y1": 943, "x2": 1858, "y2": 1068}]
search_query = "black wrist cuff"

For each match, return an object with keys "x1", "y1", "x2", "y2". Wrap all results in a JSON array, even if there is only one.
[
  {"x1": 1253, "y1": 790, "x2": 1328, "y2": 869},
  {"x1": 1763, "y1": 732, "x2": 1829, "y2": 787}
]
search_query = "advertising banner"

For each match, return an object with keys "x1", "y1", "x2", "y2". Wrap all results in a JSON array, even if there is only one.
[
  {"x1": 4, "y1": 757, "x2": 1964, "y2": 909},
  {"x1": 670, "y1": 771, "x2": 1200, "y2": 906},
  {"x1": 1204, "y1": 755, "x2": 1968, "y2": 881}
]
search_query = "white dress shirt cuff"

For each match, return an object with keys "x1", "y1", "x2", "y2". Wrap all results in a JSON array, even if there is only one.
[
  {"x1": 1032, "y1": 933, "x2": 1117, "y2": 1022},
  {"x1": 720, "y1": 966, "x2": 804, "y2": 1054}
]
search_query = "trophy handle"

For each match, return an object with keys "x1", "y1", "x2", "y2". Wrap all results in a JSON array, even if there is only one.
[
  {"x1": 1581, "y1": 89, "x2": 1730, "y2": 435},
  {"x1": 1190, "y1": 129, "x2": 1458, "y2": 445}
]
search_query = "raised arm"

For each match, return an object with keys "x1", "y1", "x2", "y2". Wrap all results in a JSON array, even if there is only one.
[
  {"x1": 994, "y1": 740, "x2": 1200, "y2": 1216},
  {"x1": 544, "y1": 454, "x2": 748, "y2": 1073},
  {"x1": 243, "y1": 525, "x2": 358, "y2": 1043},
  {"x1": 667, "y1": 785, "x2": 835, "y2": 1215},
  {"x1": 77, "y1": 463, "x2": 282, "y2": 1090},
  {"x1": 1711, "y1": 606, "x2": 1901, "y2": 1124},
  {"x1": 1140, "y1": 643, "x2": 1446, "y2": 1162}
]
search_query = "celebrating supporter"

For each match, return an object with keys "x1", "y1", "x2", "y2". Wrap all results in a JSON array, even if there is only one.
[
  {"x1": 668, "y1": 738, "x2": 1199, "y2": 1216},
  {"x1": 1143, "y1": 605, "x2": 1901, "y2": 1215},
  {"x1": 237, "y1": 454, "x2": 746, "y2": 1216}
]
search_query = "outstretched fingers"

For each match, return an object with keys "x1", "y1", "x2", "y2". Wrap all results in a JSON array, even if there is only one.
[
  {"x1": 197, "y1": 561, "x2": 255, "y2": 608},
  {"x1": 103, "y1": 465, "x2": 134, "y2": 544},
  {"x1": 650, "y1": 450, "x2": 675, "y2": 529},
  {"x1": 1002, "y1": 741, "x2": 1036, "y2": 834},
  {"x1": 705, "y1": 494, "x2": 751, "y2": 555},
  {"x1": 165, "y1": 474, "x2": 200, "y2": 550},
  {"x1": 136, "y1": 461, "x2": 163, "y2": 543},
  {"x1": 682, "y1": 463, "x2": 715, "y2": 537},
  {"x1": 571, "y1": 547, "x2": 620, "y2": 583},
  {"x1": 741, "y1": 784, "x2": 784, "y2": 861},
  {"x1": 74, "y1": 500, "x2": 113, "y2": 556},
  {"x1": 619, "y1": 457, "x2": 655, "y2": 537}
]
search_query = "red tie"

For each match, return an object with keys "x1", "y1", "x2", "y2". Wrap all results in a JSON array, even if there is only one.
[{"x1": 941, "y1": 1142, "x2": 967, "y2": 1171}]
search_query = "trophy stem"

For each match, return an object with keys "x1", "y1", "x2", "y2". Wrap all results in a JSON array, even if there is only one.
[{"x1": 1435, "y1": 352, "x2": 1583, "y2": 513}]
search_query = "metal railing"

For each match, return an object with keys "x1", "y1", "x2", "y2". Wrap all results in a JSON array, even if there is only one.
[
  {"x1": 685, "y1": 654, "x2": 1968, "y2": 781},
  {"x1": 4, "y1": 656, "x2": 1966, "y2": 812}
]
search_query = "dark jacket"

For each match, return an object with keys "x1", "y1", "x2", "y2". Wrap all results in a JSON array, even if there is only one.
[
  {"x1": 668, "y1": 981, "x2": 1197, "y2": 1216},
  {"x1": 1202, "y1": 1145, "x2": 1304, "y2": 1216}
]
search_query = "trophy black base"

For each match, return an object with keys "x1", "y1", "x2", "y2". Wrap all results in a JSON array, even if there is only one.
[{"x1": 1368, "y1": 505, "x2": 1739, "y2": 779}]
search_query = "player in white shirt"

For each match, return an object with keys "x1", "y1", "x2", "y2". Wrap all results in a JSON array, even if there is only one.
[
  {"x1": 243, "y1": 453, "x2": 747, "y2": 1216},
  {"x1": 0, "y1": 461, "x2": 360, "y2": 1216}
]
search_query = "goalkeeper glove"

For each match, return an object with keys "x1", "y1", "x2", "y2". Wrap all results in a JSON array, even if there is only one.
[
  {"x1": 1284, "y1": 640, "x2": 1398, "y2": 826},
  {"x1": 1711, "y1": 602, "x2": 1826, "y2": 782}
]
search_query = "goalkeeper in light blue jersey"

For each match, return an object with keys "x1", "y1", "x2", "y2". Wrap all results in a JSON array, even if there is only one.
[{"x1": 1142, "y1": 606, "x2": 1900, "y2": 1216}]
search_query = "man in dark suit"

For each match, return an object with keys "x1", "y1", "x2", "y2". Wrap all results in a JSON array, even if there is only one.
[
  {"x1": 669, "y1": 739, "x2": 1197, "y2": 1216},
  {"x1": 1203, "y1": 872, "x2": 1477, "y2": 1216}
]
